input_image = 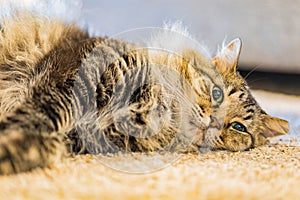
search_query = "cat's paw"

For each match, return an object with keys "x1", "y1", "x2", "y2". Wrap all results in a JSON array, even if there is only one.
[
  {"x1": 0, "y1": 131, "x2": 65, "y2": 175},
  {"x1": 0, "y1": 132, "x2": 23, "y2": 175}
]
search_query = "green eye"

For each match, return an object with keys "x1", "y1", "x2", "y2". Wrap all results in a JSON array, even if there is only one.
[
  {"x1": 231, "y1": 122, "x2": 246, "y2": 132},
  {"x1": 212, "y1": 86, "x2": 223, "y2": 103}
]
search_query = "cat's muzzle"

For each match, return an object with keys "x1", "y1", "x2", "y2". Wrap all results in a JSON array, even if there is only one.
[{"x1": 209, "y1": 116, "x2": 221, "y2": 130}]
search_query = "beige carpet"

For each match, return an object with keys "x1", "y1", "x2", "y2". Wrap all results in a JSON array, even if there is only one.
[
  {"x1": 0, "y1": 144, "x2": 300, "y2": 200},
  {"x1": 1, "y1": 90, "x2": 300, "y2": 200}
]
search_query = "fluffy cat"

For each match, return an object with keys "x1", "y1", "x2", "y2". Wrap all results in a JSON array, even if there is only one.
[{"x1": 0, "y1": 11, "x2": 289, "y2": 174}]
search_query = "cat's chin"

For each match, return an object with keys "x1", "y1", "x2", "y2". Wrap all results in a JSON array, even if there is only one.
[{"x1": 196, "y1": 143, "x2": 224, "y2": 153}]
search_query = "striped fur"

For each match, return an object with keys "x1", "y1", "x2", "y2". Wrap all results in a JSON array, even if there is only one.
[{"x1": 0, "y1": 14, "x2": 289, "y2": 175}]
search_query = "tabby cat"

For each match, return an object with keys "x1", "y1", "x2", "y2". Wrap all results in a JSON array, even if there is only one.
[{"x1": 0, "y1": 13, "x2": 289, "y2": 175}]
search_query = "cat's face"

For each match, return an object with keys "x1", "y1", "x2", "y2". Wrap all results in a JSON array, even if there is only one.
[{"x1": 203, "y1": 39, "x2": 289, "y2": 151}]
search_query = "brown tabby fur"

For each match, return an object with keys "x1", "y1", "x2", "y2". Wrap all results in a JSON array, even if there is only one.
[{"x1": 0, "y1": 14, "x2": 289, "y2": 175}]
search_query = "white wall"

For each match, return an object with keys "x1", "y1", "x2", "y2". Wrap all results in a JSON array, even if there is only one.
[{"x1": 82, "y1": 0, "x2": 300, "y2": 73}]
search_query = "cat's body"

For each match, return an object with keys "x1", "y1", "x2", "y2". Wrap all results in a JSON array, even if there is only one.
[{"x1": 0, "y1": 13, "x2": 289, "y2": 175}]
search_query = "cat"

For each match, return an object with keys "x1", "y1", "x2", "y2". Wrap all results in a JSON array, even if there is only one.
[{"x1": 0, "y1": 13, "x2": 289, "y2": 175}]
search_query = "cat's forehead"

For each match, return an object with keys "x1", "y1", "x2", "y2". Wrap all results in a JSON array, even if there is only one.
[{"x1": 226, "y1": 83, "x2": 263, "y2": 114}]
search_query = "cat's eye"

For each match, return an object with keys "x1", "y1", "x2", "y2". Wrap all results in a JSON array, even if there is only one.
[
  {"x1": 212, "y1": 86, "x2": 223, "y2": 103},
  {"x1": 231, "y1": 122, "x2": 246, "y2": 132}
]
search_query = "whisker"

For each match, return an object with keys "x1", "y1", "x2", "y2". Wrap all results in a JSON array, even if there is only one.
[
  {"x1": 247, "y1": 77, "x2": 269, "y2": 85},
  {"x1": 243, "y1": 64, "x2": 262, "y2": 81}
]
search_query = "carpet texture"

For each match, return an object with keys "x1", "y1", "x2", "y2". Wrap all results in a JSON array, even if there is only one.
[{"x1": 1, "y1": 144, "x2": 300, "y2": 200}]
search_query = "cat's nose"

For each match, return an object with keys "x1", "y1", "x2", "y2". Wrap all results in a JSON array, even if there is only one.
[{"x1": 209, "y1": 116, "x2": 221, "y2": 130}]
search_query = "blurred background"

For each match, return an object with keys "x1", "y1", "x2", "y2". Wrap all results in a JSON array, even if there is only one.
[{"x1": 82, "y1": 0, "x2": 300, "y2": 95}]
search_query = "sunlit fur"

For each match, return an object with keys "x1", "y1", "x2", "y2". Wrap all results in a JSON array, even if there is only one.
[
  {"x1": 0, "y1": 14, "x2": 289, "y2": 175},
  {"x1": 0, "y1": 14, "x2": 84, "y2": 116}
]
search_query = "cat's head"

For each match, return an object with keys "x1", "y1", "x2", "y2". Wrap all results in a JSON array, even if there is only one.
[{"x1": 204, "y1": 38, "x2": 289, "y2": 151}]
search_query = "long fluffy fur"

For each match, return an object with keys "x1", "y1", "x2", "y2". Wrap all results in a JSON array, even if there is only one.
[
  {"x1": 146, "y1": 21, "x2": 211, "y2": 59},
  {"x1": 0, "y1": 14, "x2": 85, "y2": 116},
  {"x1": 0, "y1": 0, "x2": 84, "y2": 115},
  {"x1": 0, "y1": 0, "x2": 82, "y2": 23}
]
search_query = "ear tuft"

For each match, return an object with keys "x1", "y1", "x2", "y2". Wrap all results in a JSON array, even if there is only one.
[
  {"x1": 261, "y1": 114, "x2": 289, "y2": 138},
  {"x1": 213, "y1": 38, "x2": 242, "y2": 74}
]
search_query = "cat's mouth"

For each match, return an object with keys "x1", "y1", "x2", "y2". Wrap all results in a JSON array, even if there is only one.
[
  {"x1": 192, "y1": 116, "x2": 222, "y2": 148},
  {"x1": 192, "y1": 127, "x2": 206, "y2": 146},
  {"x1": 193, "y1": 116, "x2": 222, "y2": 146}
]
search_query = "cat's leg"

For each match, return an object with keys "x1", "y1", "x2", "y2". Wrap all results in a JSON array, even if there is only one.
[
  {"x1": 0, "y1": 129, "x2": 64, "y2": 175},
  {"x1": 0, "y1": 89, "x2": 72, "y2": 175},
  {"x1": 100, "y1": 82, "x2": 180, "y2": 152}
]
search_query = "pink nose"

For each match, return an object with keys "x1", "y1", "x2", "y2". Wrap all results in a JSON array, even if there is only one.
[{"x1": 209, "y1": 116, "x2": 221, "y2": 130}]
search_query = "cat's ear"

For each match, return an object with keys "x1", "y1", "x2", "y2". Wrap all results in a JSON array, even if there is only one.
[
  {"x1": 212, "y1": 38, "x2": 242, "y2": 74},
  {"x1": 261, "y1": 114, "x2": 289, "y2": 137}
]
